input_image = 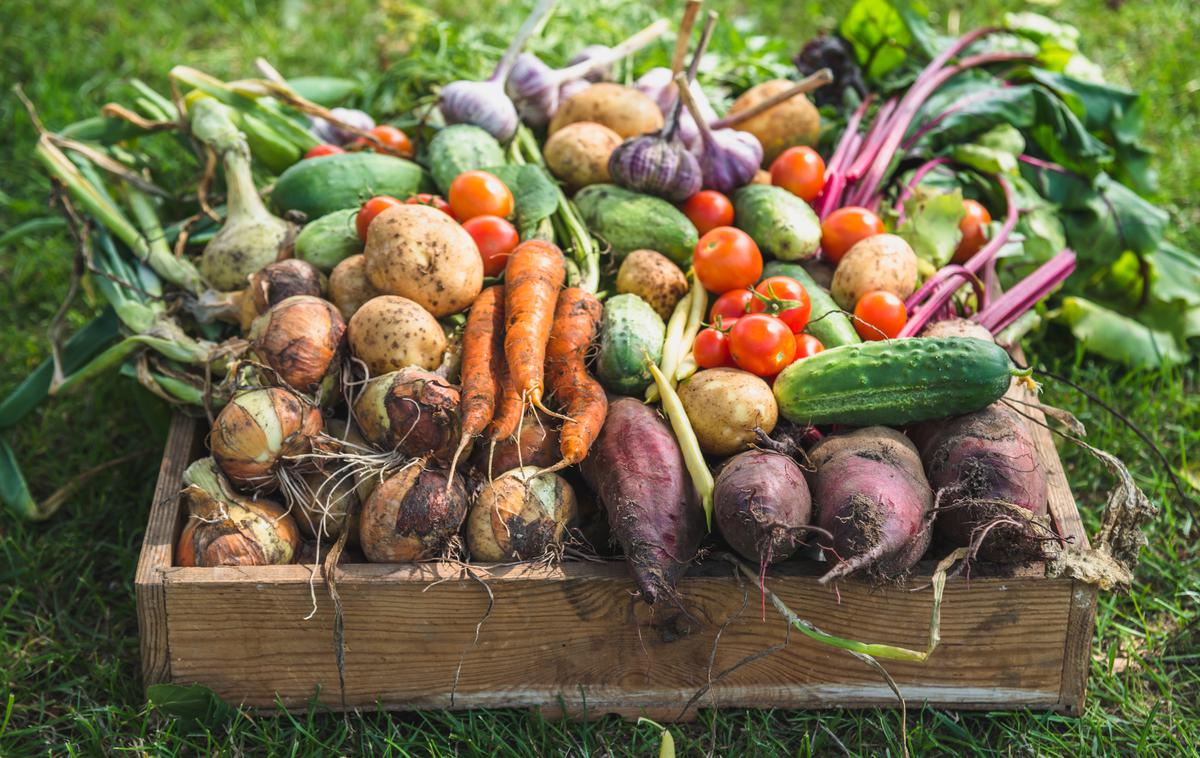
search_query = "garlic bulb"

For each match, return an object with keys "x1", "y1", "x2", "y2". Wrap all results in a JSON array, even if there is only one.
[
  {"x1": 675, "y1": 72, "x2": 763, "y2": 194},
  {"x1": 608, "y1": 135, "x2": 701, "y2": 202}
]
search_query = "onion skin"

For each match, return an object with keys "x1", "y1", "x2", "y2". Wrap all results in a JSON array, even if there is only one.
[
  {"x1": 467, "y1": 467, "x2": 577, "y2": 561},
  {"x1": 353, "y1": 368, "x2": 461, "y2": 461},
  {"x1": 209, "y1": 387, "x2": 324, "y2": 490},
  {"x1": 176, "y1": 486, "x2": 299, "y2": 567},
  {"x1": 360, "y1": 466, "x2": 469, "y2": 562},
  {"x1": 240, "y1": 259, "x2": 325, "y2": 331},
  {"x1": 249, "y1": 295, "x2": 346, "y2": 393}
]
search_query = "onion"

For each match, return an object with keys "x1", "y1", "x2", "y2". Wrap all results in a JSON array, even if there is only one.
[
  {"x1": 249, "y1": 295, "x2": 346, "y2": 395},
  {"x1": 360, "y1": 465, "x2": 469, "y2": 562},
  {"x1": 297, "y1": 466, "x2": 362, "y2": 545},
  {"x1": 352, "y1": 368, "x2": 460, "y2": 461},
  {"x1": 467, "y1": 466, "x2": 577, "y2": 561},
  {"x1": 209, "y1": 387, "x2": 325, "y2": 490},
  {"x1": 175, "y1": 458, "x2": 299, "y2": 566},
  {"x1": 238, "y1": 259, "x2": 325, "y2": 331}
]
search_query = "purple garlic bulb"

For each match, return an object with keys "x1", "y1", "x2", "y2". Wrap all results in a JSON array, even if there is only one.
[
  {"x1": 309, "y1": 108, "x2": 376, "y2": 146},
  {"x1": 568, "y1": 44, "x2": 617, "y2": 82},
  {"x1": 698, "y1": 128, "x2": 763, "y2": 194},
  {"x1": 608, "y1": 134, "x2": 702, "y2": 202}
]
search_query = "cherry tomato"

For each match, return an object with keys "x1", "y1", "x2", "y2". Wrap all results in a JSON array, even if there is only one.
[
  {"x1": 355, "y1": 125, "x2": 413, "y2": 158},
  {"x1": 462, "y1": 215, "x2": 519, "y2": 277},
  {"x1": 681, "y1": 190, "x2": 734, "y2": 235},
  {"x1": 792, "y1": 333, "x2": 825, "y2": 360},
  {"x1": 853, "y1": 290, "x2": 908, "y2": 341},
  {"x1": 693, "y1": 227, "x2": 763, "y2": 294},
  {"x1": 693, "y1": 326, "x2": 735, "y2": 369},
  {"x1": 356, "y1": 195, "x2": 402, "y2": 242},
  {"x1": 769, "y1": 146, "x2": 826, "y2": 202},
  {"x1": 304, "y1": 143, "x2": 345, "y2": 159},
  {"x1": 952, "y1": 199, "x2": 992, "y2": 264},
  {"x1": 821, "y1": 206, "x2": 885, "y2": 264},
  {"x1": 405, "y1": 193, "x2": 456, "y2": 219},
  {"x1": 749, "y1": 276, "x2": 812, "y2": 333},
  {"x1": 729, "y1": 314, "x2": 796, "y2": 376},
  {"x1": 448, "y1": 170, "x2": 515, "y2": 221},
  {"x1": 709, "y1": 288, "x2": 754, "y2": 324}
]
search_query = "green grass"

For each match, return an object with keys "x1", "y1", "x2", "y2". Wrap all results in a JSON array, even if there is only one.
[{"x1": 1, "y1": 0, "x2": 1197, "y2": 754}]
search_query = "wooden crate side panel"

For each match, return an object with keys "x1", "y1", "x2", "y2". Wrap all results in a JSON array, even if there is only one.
[{"x1": 163, "y1": 569, "x2": 1072, "y2": 713}]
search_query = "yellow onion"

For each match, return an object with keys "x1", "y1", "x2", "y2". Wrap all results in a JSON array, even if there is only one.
[
  {"x1": 297, "y1": 466, "x2": 361, "y2": 545},
  {"x1": 467, "y1": 466, "x2": 577, "y2": 561},
  {"x1": 249, "y1": 295, "x2": 346, "y2": 394},
  {"x1": 238, "y1": 259, "x2": 326, "y2": 331},
  {"x1": 175, "y1": 458, "x2": 299, "y2": 567},
  {"x1": 360, "y1": 465, "x2": 468, "y2": 562},
  {"x1": 352, "y1": 368, "x2": 460, "y2": 461},
  {"x1": 209, "y1": 387, "x2": 324, "y2": 490}
]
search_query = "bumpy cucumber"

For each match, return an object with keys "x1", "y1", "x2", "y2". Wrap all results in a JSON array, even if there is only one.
[
  {"x1": 272, "y1": 152, "x2": 430, "y2": 220},
  {"x1": 733, "y1": 184, "x2": 821, "y2": 260},
  {"x1": 294, "y1": 209, "x2": 362, "y2": 272},
  {"x1": 428, "y1": 125, "x2": 506, "y2": 194},
  {"x1": 596, "y1": 294, "x2": 666, "y2": 396},
  {"x1": 762, "y1": 261, "x2": 860, "y2": 348},
  {"x1": 573, "y1": 184, "x2": 698, "y2": 266},
  {"x1": 773, "y1": 338, "x2": 1026, "y2": 426}
]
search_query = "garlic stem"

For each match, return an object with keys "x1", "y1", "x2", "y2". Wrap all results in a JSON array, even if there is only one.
[
  {"x1": 670, "y1": 0, "x2": 703, "y2": 75},
  {"x1": 491, "y1": 0, "x2": 558, "y2": 82},
  {"x1": 553, "y1": 19, "x2": 670, "y2": 84},
  {"x1": 711, "y1": 68, "x2": 834, "y2": 129}
]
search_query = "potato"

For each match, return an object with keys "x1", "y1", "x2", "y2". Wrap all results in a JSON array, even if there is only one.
[
  {"x1": 549, "y1": 83, "x2": 664, "y2": 139},
  {"x1": 678, "y1": 368, "x2": 777, "y2": 456},
  {"x1": 544, "y1": 122, "x2": 622, "y2": 192},
  {"x1": 830, "y1": 233, "x2": 919, "y2": 310},
  {"x1": 348, "y1": 295, "x2": 446, "y2": 375},
  {"x1": 727, "y1": 80, "x2": 821, "y2": 164},
  {"x1": 364, "y1": 204, "x2": 483, "y2": 317},
  {"x1": 616, "y1": 249, "x2": 689, "y2": 321},
  {"x1": 752, "y1": 168, "x2": 771, "y2": 185},
  {"x1": 329, "y1": 254, "x2": 378, "y2": 320}
]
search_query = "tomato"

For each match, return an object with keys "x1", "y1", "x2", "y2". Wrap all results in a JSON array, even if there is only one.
[
  {"x1": 749, "y1": 276, "x2": 811, "y2": 333},
  {"x1": 792, "y1": 333, "x2": 825, "y2": 360},
  {"x1": 304, "y1": 143, "x2": 345, "y2": 159},
  {"x1": 729, "y1": 314, "x2": 796, "y2": 376},
  {"x1": 952, "y1": 199, "x2": 992, "y2": 264},
  {"x1": 681, "y1": 190, "x2": 734, "y2": 235},
  {"x1": 709, "y1": 288, "x2": 754, "y2": 325},
  {"x1": 693, "y1": 326, "x2": 735, "y2": 369},
  {"x1": 853, "y1": 290, "x2": 908, "y2": 341},
  {"x1": 820, "y1": 206, "x2": 885, "y2": 264},
  {"x1": 355, "y1": 125, "x2": 413, "y2": 158},
  {"x1": 462, "y1": 215, "x2": 519, "y2": 276},
  {"x1": 405, "y1": 193, "x2": 456, "y2": 219},
  {"x1": 356, "y1": 195, "x2": 403, "y2": 242},
  {"x1": 448, "y1": 170, "x2": 515, "y2": 221},
  {"x1": 769, "y1": 146, "x2": 826, "y2": 202},
  {"x1": 693, "y1": 227, "x2": 763, "y2": 294}
]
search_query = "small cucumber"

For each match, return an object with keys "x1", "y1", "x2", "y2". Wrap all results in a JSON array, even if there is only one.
[
  {"x1": 773, "y1": 338, "x2": 1027, "y2": 427},
  {"x1": 596, "y1": 294, "x2": 666, "y2": 396},
  {"x1": 574, "y1": 184, "x2": 698, "y2": 266},
  {"x1": 294, "y1": 209, "x2": 362, "y2": 272},
  {"x1": 272, "y1": 152, "x2": 431, "y2": 220},
  {"x1": 428, "y1": 125, "x2": 506, "y2": 194},
  {"x1": 286, "y1": 76, "x2": 362, "y2": 106},
  {"x1": 734, "y1": 184, "x2": 821, "y2": 261},
  {"x1": 762, "y1": 261, "x2": 860, "y2": 347}
]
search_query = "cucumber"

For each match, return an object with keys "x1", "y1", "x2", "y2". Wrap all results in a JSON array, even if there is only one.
[
  {"x1": 272, "y1": 152, "x2": 430, "y2": 220},
  {"x1": 286, "y1": 76, "x2": 362, "y2": 106},
  {"x1": 428, "y1": 125, "x2": 506, "y2": 194},
  {"x1": 762, "y1": 261, "x2": 860, "y2": 347},
  {"x1": 574, "y1": 184, "x2": 698, "y2": 266},
  {"x1": 596, "y1": 294, "x2": 666, "y2": 396},
  {"x1": 773, "y1": 338, "x2": 1026, "y2": 427},
  {"x1": 294, "y1": 209, "x2": 362, "y2": 272},
  {"x1": 733, "y1": 184, "x2": 821, "y2": 261}
]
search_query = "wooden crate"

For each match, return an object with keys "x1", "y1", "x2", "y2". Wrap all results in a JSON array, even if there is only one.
[{"x1": 135, "y1": 405, "x2": 1097, "y2": 719}]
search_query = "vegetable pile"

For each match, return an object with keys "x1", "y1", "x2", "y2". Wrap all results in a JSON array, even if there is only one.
[{"x1": 5, "y1": 0, "x2": 1176, "y2": 628}]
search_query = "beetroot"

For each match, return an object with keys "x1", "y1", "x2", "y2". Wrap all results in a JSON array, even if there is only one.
[
  {"x1": 912, "y1": 403, "x2": 1050, "y2": 561},
  {"x1": 809, "y1": 427, "x2": 933, "y2": 584},
  {"x1": 713, "y1": 450, "x2": 813, "y2": 565},
  {"x1": 581, "y1": 397, "x2": 703, "y2": 605}
]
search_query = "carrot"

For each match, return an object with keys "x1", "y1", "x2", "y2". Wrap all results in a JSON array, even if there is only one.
[
  {"x1": 448, "y1": 285, "x2": 505, "y2": 482},
  {"x1": 486, "y1": 358, "x2": 524, "y2": 481},
  {"x1": 542, "y1": 287, "x2": 607, "y2": 473},
  {"x1": 503, "y1": 239, "x2": 566, "y2": 416}
]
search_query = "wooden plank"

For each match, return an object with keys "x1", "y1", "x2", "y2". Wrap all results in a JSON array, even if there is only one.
[
  {"x1": 1058, "y1": 579, "x2": 1099, "y2": 715},
  {"x1": 134, "y1": 413, "x2": 198, "y2": 688}
]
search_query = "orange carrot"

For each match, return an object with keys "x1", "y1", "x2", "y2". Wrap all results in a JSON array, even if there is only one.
[
  {"x1": 542, "y1": 287, "x2": 607, "y2": 472},
  {"x1": 489, "y1": 354, "x2": 522, "y2": 442},
  {"x1": 503, "y1": 239, "x2": 566, "y2": 414},
  {"x1": 448, "y1": 285, "x2": 505, "y2": 481}
]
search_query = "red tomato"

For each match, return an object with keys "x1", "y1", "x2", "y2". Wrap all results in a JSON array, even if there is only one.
[
  {"x1": 821, "y1": 206, "x2": 885, "y2": 264},
  {"x1": 405, "y1": 193, "x2": 456, "y2": 219},
  {"x1": 681, "y1": 190, "x2": 734, "y2": 235},
  {"x1": 769, "y1": 146, "x2": 826, "y2": 202},
  {"x1": 749, "y1": 276, "x2": 811, "y2": 333},
  {"x1": 304, "y1": 143, "x2": 345, "y2": 159},
  {"x1": 448, "y1": 170, "x2": 515, "y2": 221},
  {"x1": 792, "y1": 333, "x2": 825, "y2": 360},
  {"x1": 462, "y1": 215, "x2": 519, "y2": 277},
  {"x1": 693, "y1": 227, "x2": 763, "y2": 294},
  {"x1": 693, "y1": 327, "x2": 735, "y2": 369},
  {"x1": 729, "y1": 314, "x2": 796, "y2": 376},
  {"x1": 709, "y1": 288, "x2": 754, "y2": 325},
  {"x1": 853, "y1": 290, "x2": 908, "y2": 341},
  {"x1": 952, "y1": 199, "x2": 992, "y2": 264},
  {"x1": 355, "y1": 125, "x2": 413, "y2": 158},
  {"x1": 356, "y1": 195, "x2": 402, "y2": 242}
]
